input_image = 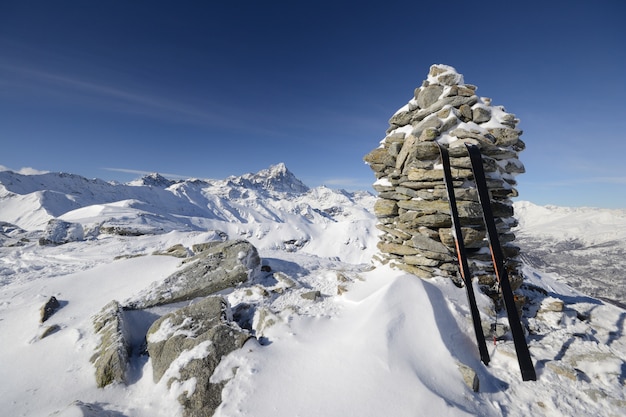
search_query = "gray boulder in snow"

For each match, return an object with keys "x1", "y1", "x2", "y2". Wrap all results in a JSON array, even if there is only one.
[
  {"x1": 39, "y1": 219, "x2": 84, "y2": 245},
  {"x1": 457, "y1": 362, "x2": 480, "y2": 392},
  {"x1": 90, "y1": 301, "x2": 130, "y2": 388},
  {"x1": 128, "y1": 239, "x2": 261, "y2": 309},
  {"x1": 40, "y1": 324, "x2": 61, "y2": 339},
  {"x1": 40, "y1": 296, "x2": 61, "y2": 323},
  {"x1": 146, "y1": 296, "x2": 250, "y2": 417}
]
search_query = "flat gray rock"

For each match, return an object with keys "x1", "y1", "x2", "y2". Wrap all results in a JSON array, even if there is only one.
[{"x1": 127, "y1": 239, "x2": 261, "y2": 309}]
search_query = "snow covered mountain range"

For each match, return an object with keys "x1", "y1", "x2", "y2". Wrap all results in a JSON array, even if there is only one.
[
  {"x1": 0, "y1": 164, "x2": 624, "y2": 417},
  {"x1": 0, "y1": 163, "x2": 376, "y2": 263},
  {"x1": 514, "y1": 201, "x2": 626, "y2": 308}
]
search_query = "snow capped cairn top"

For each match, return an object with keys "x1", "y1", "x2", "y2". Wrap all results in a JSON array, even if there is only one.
[{"x1": 426, "y1": 64, "x2": 465, "y2": 86}]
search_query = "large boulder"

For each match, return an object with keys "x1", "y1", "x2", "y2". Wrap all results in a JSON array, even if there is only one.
[
  {"x1": 39, "y1": 219, "x2": 84, "y2": 245},
  {"x1": 128, "y1": 239, "x2": 261, "y2": 309},
  {"x1": 146, "y1": 296, "x2": 250, "y2": 417}
]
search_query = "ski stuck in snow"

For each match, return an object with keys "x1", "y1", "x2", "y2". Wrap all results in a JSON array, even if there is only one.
[
  {"x1": 436, "y1": 142, "x2": 536, "y2": 381},
  {"x1": 437, "y1": 143, "x2": 491, "y2": 366},
  {"x1": 465, "y1": 143, "x2": 536, "y2": 381}
]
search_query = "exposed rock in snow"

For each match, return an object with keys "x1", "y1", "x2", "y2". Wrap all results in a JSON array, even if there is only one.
[
  {"x1": 91, "y1": 300, "x2": 130, "y2": 388},
  {"x1": 147, "y1": 296, "x2": 250, "y2": 417},
  {"x1": 39, "y1": 219, "x2": 84, "y2": 245},
  {"x1": 126, "y1": 239, "x2": 261, "y2": 309},
  {"x1": 39, "y1": 324, "x2": 61, "y2": 340},
  {"x1": 86, "y1": 239, "x2": 260, "y2": 415},
  {"x1": 40, "y1": 296, "x2": 61, "y2": 323},
  {"x1": 152, "y1": 243, "x2": 190, "y2": 258}
]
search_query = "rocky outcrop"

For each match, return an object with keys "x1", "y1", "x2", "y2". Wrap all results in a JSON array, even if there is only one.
[
  {"x1": 90, "y1": 238, "x2": 262, "y2": 416},
  {"x1": 146, "y1": 296, "x2": 250, "y2": 417},
  {"x1": 39, "y1": 219, "x2": 84, "y2": 245},
  {"x1": 365, "y1": 64, "x2": 525, "y2": 290},
  {"x1": 127, "y1": 239, "x2": 261, "y2": 309},
  {"x1": 90, "y1": 301, "x2": 130, "y2": 388},
  {"x1": 40, "y1": 296, "x2": 61, "y2": 323},
  {"x1": 457, "y1": 361, "x2": 479, "y2": 392},
  {"x1": 40, "y1": 324, "x2": 61, "y2": 339},
  {"x1": 0, "y1": 221, "x2": 30, "y2": 247}
]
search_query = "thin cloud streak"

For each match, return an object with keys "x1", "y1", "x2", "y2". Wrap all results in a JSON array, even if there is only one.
[
  {"x1": 0, "y1": 61, "x2": 367, "y2": 141},
  {"x1": 0, "y1": 62, "x2": 289, "y2": 137},
  {"x1": 321, "y1": 177, "x2": 374, "y2": 190},
  {"x1": 0, "y1": 62, "x2": 229, "y2": 124},
  {"x1": 102, "y1": 167, "x2": 197, "y2": 180}
]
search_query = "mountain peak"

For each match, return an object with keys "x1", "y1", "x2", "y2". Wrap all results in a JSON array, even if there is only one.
[
  {"x1": 130, "y1": 173, "x2": 177, "y2": 187},
  {"x1": 250, "y1": 163, "x2": 309, "y2": 194},
  {"x1": 231, "y1": 163, "x2": 309, "y2": 194},
  {"x1": 267, "y1": 162, "x2": 288, "y2": 175}
]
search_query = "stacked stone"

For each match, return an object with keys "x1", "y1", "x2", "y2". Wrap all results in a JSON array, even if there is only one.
[{"x1": 364, "y1": 64, "x2": 526, "y2": 291}]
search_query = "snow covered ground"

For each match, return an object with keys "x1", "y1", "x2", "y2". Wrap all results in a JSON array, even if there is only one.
[{"x1": 0, "y1": 166, "x2": 624, "y2": 416}]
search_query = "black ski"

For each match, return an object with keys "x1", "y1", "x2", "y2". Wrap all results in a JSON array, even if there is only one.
[
  {"x1": 465, "y1": 143, "x2": 537, "y2": 381},
  {"x1": 437, "y1": 143, "x2": 490, "y2": 366}
]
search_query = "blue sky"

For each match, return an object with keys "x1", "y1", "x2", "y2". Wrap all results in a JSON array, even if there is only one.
[{"x1": 1, "y1": 1, "x2": 625, "y2": 208}]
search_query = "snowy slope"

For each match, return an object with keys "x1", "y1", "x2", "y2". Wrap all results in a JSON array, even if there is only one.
[{"x1": 0, "y1": 167, "x2": 625, "y2": 417}]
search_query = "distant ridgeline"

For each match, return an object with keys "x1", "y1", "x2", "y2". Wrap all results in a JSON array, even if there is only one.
[{"x1": 364, "y1": 64, "x2": 526, "y2": 295}]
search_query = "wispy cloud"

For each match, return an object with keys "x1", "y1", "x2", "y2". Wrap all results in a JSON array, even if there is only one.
[
  {"x1": 0, "y1": 62, "x2": 231, "y2": 125},
  {"x1": 0, "y1": 61, "x2": 290, "y2": 137},
  {"x1": 320, "y1": 177, "x2": 374, "y2": 190},
  {"x1": 102, "y1": 167, "x2": 196, "y2": 180},
  {"x1": 0, "y1": 59, "x2": 366, "y2": 141}
]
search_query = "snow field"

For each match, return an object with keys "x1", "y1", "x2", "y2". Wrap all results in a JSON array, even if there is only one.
[{"x1": 0, "y1": 167, "x2": 624, "y2": 416}]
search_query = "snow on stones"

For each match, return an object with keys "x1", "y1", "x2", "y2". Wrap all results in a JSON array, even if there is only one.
[
  {"x1": 364, "y1": 64, "x2": 525, "y2": 290},
  {"x1": 91, "y1": 238, "x2": 259, "y2": 415},
  {"x1": 38, "y1": 219, "x2": 84, "y2": 245},
  {"x1": 147, "y1": 296, "x2": 250, "y2": 417},
  {"x1": 126, "y1": 239, "x2": 261, "y2": 309}
]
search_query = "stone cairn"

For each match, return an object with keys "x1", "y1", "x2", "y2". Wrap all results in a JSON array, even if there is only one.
[{"x1": 364, "y1": 64, "x2": 526, "y2": 295}]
